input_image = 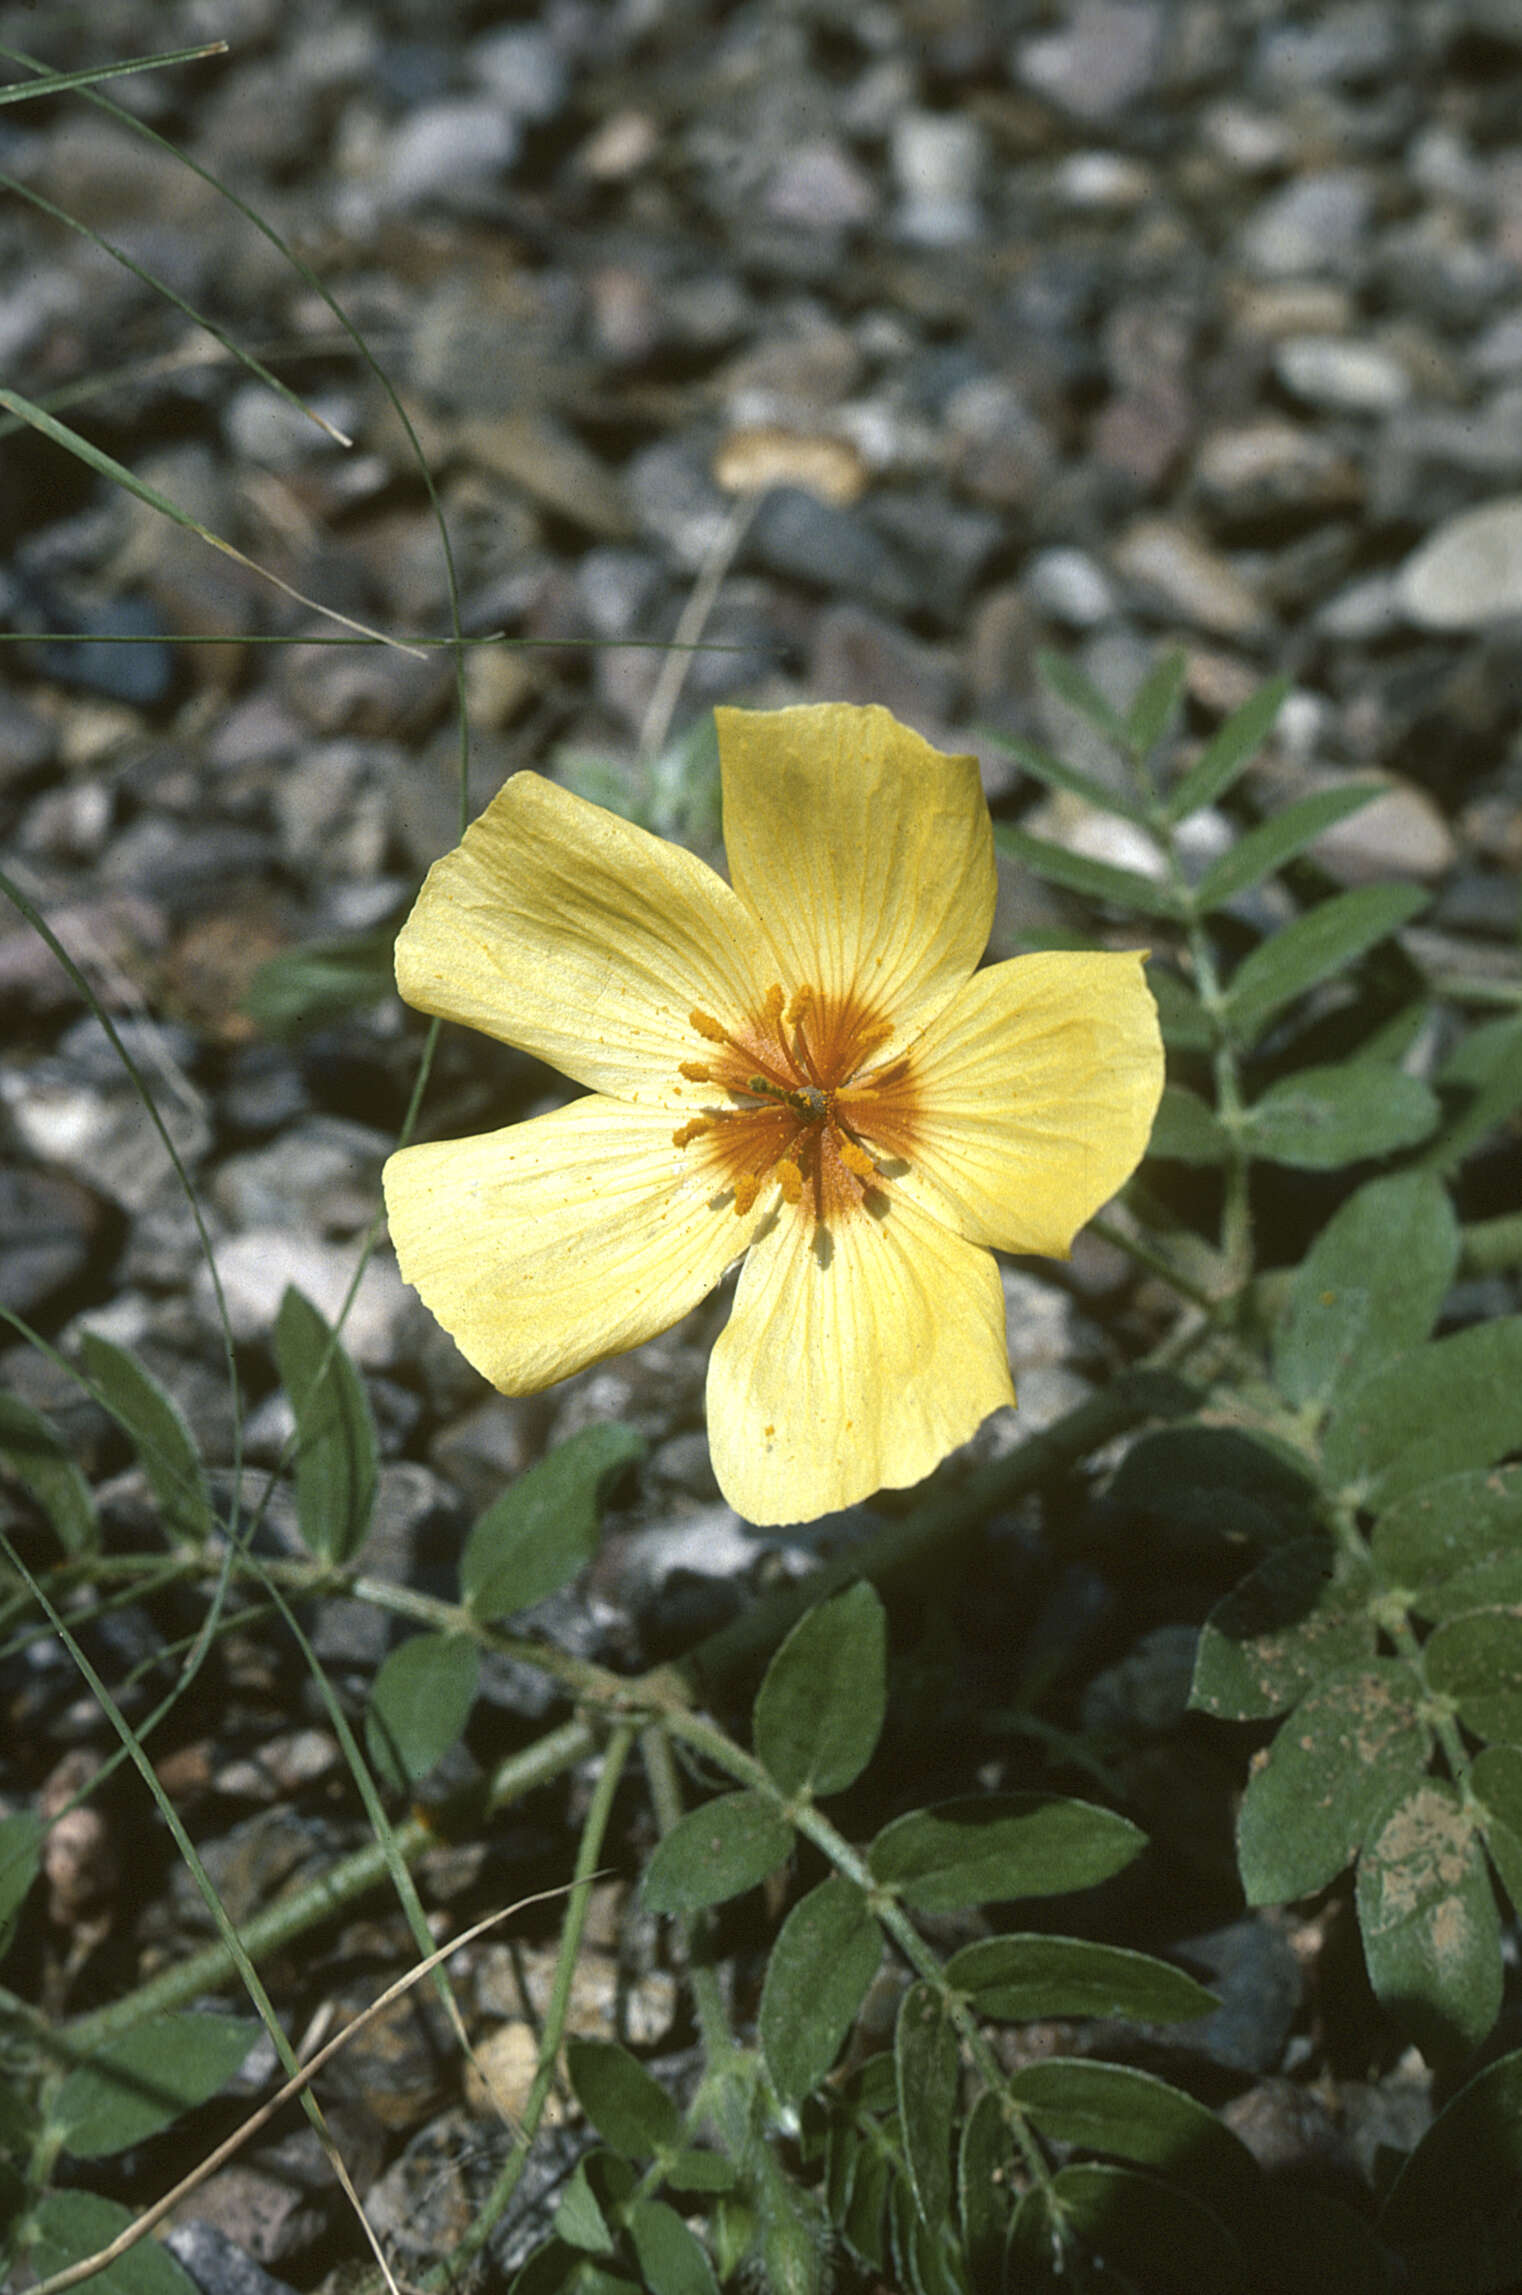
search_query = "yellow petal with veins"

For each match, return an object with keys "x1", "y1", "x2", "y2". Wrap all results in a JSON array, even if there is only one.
[
  {"x1": 395, "y1": 773, "x2": 772, "y2": 1103},
  {"x1": 707, "y1": 1189, "x2": 1014, "y2": 1524},
  {"x1": 716, "y1": 704, "x2": 994, "y2": 1046},
  {"x1": 383, "y1": 1096, "x2": 763, "y2": 1394},
  {"x1": 897, "y1": 951, "x2": 1164, "y2": 1257}
]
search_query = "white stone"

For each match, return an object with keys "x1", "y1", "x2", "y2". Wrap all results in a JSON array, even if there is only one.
[{"x1": 1398, "y1": 497, "x2": 1522, "y2": 628}]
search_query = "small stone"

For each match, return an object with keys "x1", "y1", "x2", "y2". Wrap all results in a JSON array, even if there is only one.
[
  {"x1": 1081, "y1": 1623, "x2": 1200, "y2": 1736},
  {"x1": 575, "y1": 108, "x2": 658, "y2": 181},
  {"x1": 946, "y1": 376, "x2": 1057, "y2": 512},
  {"x1": 469, "y1": 24, "x2": 568, "y2": 122},
  {"x1": 223, "y1": 384, "x2": 356, "y2": 469},
  {"x1": 891, "y1": 112, "x2": 984, "y2": 244},
  {"x1": 211, "y1": 1116, "x2": 392, "y2": 1234},
  {"x1": 1274, "y1": 335, "x2": 1409, "y2": 412},
  {"x1": 1399, "y1": 497, "x2": 1522, "y2": 629},
  {"x1": 1238, "y1": 170, "x2": 1373, "y2": 278},
  {"x1": 0, "y1": 687, "x2": 56, "y2": 788},
  {"x1": 746, "y1": 486, "x2": 916, "y2": 616},
  {"x1": 380, "y1": 99, "x2": 518, "y2": 212},
  {"x1": 764, "y1": 138, "x2": 877, "y2": 232},
  {"x1": 1314, "y1": 573, "x2": 1404, "y2": 641},
  {"x1": 1110, "y1": 518, "x2": 1268, "y2": 637},
  {"x1": 0, "y1": 1164, "x2": 109, "y2": 1319},
  {"x1": 714, "y1": 428, "x2": 868, "y2": 507},
  {"x1": 198, "y1": 1227, "x2": 415, "y2": 1366},
  {"x1": 1194, "y1": 420, "x2": 1363, "y2": 527},
  {"x1": 1221, "y1": 2080, "x2": 1353, "y2": 2182},
  {"x1": 1050, "y1": 150, "x2": 1152, "y2": 210},
  {"x1": 1026, "y1": 547, "x2": 1117, "y2": 627},
  {"x1": 1015, "y1": 1, "x2": 1164, "y2": 124},
  {"x1": 1200, "y1": 101, "x2": 1293, "y2": 175},
  {"x1": 1257, "y1": 1, "x2": 1399, "y2": 89},
  {"x1": 1, "y1": 1060, "x2": 210, "y2": 1215},
  {"x1": 1174, "y1": 1919, "x2": 1302, "y2": 2074},
  {"x1": 165, "y1": 2221, "x2": 300, "y2": 2295},
  {"x1": 1309, "y1": 775, "x2": 1457, "y2": 885}
]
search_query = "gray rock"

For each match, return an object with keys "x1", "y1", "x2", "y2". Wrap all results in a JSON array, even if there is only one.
[
  {"x1": 809, "y1": 600, "x2": 961, "y2": 730},
  {"x1": 746, "y1": 486, "x2": 917, "y2": 616},
  {"x1": 1174, "y1": 1919, "x2": 1302, "y2": 2075},
  {"x1": 1015, "y1": 0, "x2": 1164, "y2": 124},
  {"x1": 1256, "y1": 1, "x2": 1401, "y2": 89},
  {"x1": 1309, "y1": 775, "x2": 1457, "y2": 884},
  {"x1": 1026, "y1": 547, "x2": 1117, "y2": 628},
  {"x1": 197, "y1": 1227, "x2": 415, "y2": 1367},
  {"x1": 1081, "y1": 1623, "x2": 1200, "y2": 1736},
  {"x1": 891, "y1": 112, "x2": 984, "y2": 245},
  {"x1": 379, "y1": 99, "x2": 518, "y2": 212},
  {"x1": 165, "y1": 2219, "x2": 299, "y2": 2295},
  {"x1": 1, "y1": 1055, "x2": 210, "y2": 1215},
  {"x1": 1399, "y1": 496, "x2": 1522, "y2": 628},
  {"x1": 627, "y1": 437, "x2": 734, "y2": 571},
  {"x1": 1110, "y1": 518, "x2": 1268, "y2": 638},
  {"x1": 1274, "y1": 334, "x2": 1410, "y2": 412},
  {"x1": 0, "y1": 1163, "x2": 110, "y2": 1319},
  {"x1": 1238, "y1": 170, "x2": 1373, "y2": 278},
  {"x1": 766, "y1": 138, "x2": 878, "y2": 233},
  {"x1": 211, "y1": 1116, "x2": 391, "y2": 1235},
  {"x1": 469, "y1": 24, "x2": 569, "y2": 123},
  {"x1": 0, "y1": 688, "x2": 57, "y2": 787}
]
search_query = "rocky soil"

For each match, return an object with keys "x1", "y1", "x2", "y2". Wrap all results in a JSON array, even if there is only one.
[{"x1": 3, "y1": 2, "x2": 1521, "y2": 2288}]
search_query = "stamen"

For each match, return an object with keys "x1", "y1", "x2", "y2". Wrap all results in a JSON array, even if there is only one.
[
  {"x1": 679, "y1": 1061, "x2": 712, "y2": 1082},
  {"x1": 839, "y1": 1138, "x2": 878, "y2": 1183},
  {"x1": 762, "y1": 983, "x2": 785, "y2": 1030},
  {"x1": 784, "y1": 984, "x2": 813, "y2": 1029},
  {"x1": 689, "y1": 1008, "x2": 730, "y2": 1045},
  {"x1": 732, "y1": 1172, "x2": 764, "y2": 1216},
  {"x1": 775, "y1": 1158, "x2": 804, "y2": 1205},
  {"x1": 672, "y1": 1118, "x2": 713, "y2": 1148}
]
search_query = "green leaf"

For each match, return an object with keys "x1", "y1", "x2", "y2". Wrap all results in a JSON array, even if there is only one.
[
  {"x1": 1192, "y1": 782, "x2": 1383, "y2": 913},
  {"x1": 1147, "y1": 964, "x2": 1215, "y2": 1051},
  {"x1": 627, "y1": 2200, "x2": 719, "y2": 2295},
  {"x1": 565, "y1": 2037, "x2": 680, "y2": 2160},
  {"x1": 957, "y1": 2090, "x2": 1009, "y2": 2288},
  {"x1": 0, "y1": 1810, "x2": 43, "y2": 1961},
  {"x1": 54, "y1": 2012, "x2": 261, "y2": 2158},
  {"x1": 995, "y1": 824, "x2": 1181, "y2": 921},
  {"x1": 25, "y1": 2193, "x2": 202, "y2": 2295},
  {"x1": 242, "y1": 927, "x2": 399, "y2": 1038},
  {"x1": 1163, "y1": 674, "x2": 1290, "y2": 825},
  {"x1": 1191, "y1": 1541, "x2": 1376, "y2": 1720},
  {"x1": 1009, "y1": 2167, "x2": 1251, "y2": 2295},
  {"x1": 1471, "y1": 1747, "x2": 1522, "y2": 1915},
  {"x1": 1239, "y1": 1063, "x2": 1440, "y2": 1170},
  {"x1": 946, "y1": 1935, "x2": 1217, "y2": 2024},
  {"x1": 1380, "y1": 2048, "x2": 1522, "y2": 2286},
  {"x1": 1148, "y1": 1082, "x2": 1230, "y2": 1164},
  {"x1": 365, "y1": 1632, "x2": 480, "y2": 1791},
  {"x1": 0, "y1": 1393, "x2": 95, "y2": 1556},
  {"x1": 1417, "y1": 1548, "x2": 1522, "y2": 1624},
  {"x1": 460, "y1": 1423, "x2": 645, "y2": 1621},
  {"x1": 887, "y1": 2170, "x2": 963, "y2": 2295},
  {"x1": 868, "y1": 1794, "x2": 1145, "y2": 1912},
  {"x1": 1423, "y1": 1611, "x2": 1522, "y2": 1742},
  {"x1": 1003, "y1": 2060, "x2": 1258, "y2": 2211},
  {"x1": 664, "y1": 2151, "x2": 739, "y2": 2195},
  {"x1": 1236, "y1": 1662, "x2": 1430, "y2": 1904},
  {"x1": 1422, "y1": 1012, "x2": 1522, "y2": 1176},
  {"x1": 1037, "y1": 647, "x2": 1132, "y2": 747},
  {"x1": 894, "y1": 1983, "x2": 958, "y2": 2229},
  {"x1": 1106, "y1": 1426, "x2": 1319, "y2": 1548},
  {"x1": 641, "y1": 1792, "x2": 792, "y2": 1916},
  {"x1": 1273, "y1": 1171, "x2": 1459, "y2": 1412},
  {"x1": 1357, "y1": 1778, "x2": 1503, "y2": 2056},
  {"x1": 760, "y1": 1877, "x2": 882, "y2": 2106},
  {"x1": 1125, "y1": 649, "x2": 1190, "y2": 759},
  {"x1": 272, "y1": 1286, "x2": 377, "y2": 1565},
  {"x1": 753, "y1": 1583, "x2": 886, "y2": 1798},
  {"x1": 979, "y1": 728, "x2": 1149, "y2": 822},
  {"x1": 553, "y1": 2155, "x2": 618, "y2": 2255},
  {"x1": 1249, "y1": 2187, "x2": 1395, "y2": 2295},
  {"x1": 1324, "y1": 1319, "x2": 1522, "y2": 1507},
  {"x1": 1224, "y1": 882, "x2": 1429, "y2": 1047},
  {"x1": 78, "y1": 1333, "x2": 213, "y2": 1547},
  {"x1": 1371, "y1": 1465, "x2": 1522, "y2": 1589}
]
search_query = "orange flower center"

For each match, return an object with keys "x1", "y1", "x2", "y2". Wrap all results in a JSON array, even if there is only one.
[{"x1": 672, "y1": 982, "x2": 918, "y2": 1223}]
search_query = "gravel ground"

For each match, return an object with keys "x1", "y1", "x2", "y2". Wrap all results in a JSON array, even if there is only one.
[{"x1": 3, "y1": 2, "x2": 1522, "y2": 2287}]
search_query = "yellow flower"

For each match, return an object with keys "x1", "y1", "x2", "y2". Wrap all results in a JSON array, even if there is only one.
[{"x1": 382, "y1": 704, "x2": 1163, "y2": 1525}]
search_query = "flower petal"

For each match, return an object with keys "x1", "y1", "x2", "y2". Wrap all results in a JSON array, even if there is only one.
[
  {"x1": 897, "y1": 952, "x2": 1164, "y2": 1257},
  {"x1": 383, "y1": 1096, "x2": 762, "y2": 1393},
  {"x1": 396, "y1": 773, "x2": 773, "y2": 1100},
  {"x1": 716, "y1": 704, "x2": 994, "y2": 1039},
  {"x1": 707, "y1": 1192, "x2": 1015, "y2": 1525}
]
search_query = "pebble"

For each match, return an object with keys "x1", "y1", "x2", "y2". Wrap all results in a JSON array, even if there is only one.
[
  {"x1": 1308, "y1": 774, "x2": 1458, "y2": 884},
  {"x1": 165, "y1": 2222, "x2": 299, "y2": 2295},
  {"x1": 1274, "y1": 334, "x2": 1411, "y2": 411},
  {"x1": 1110, "y1": 517, "x2": 1269, "y2": 637},
  {"x1": 1026, "y1": 547, "x2": 1118, "y2": 628},
  {"x1": 1238, "y1": 170, "x2": 1374, "y2": 278},
  {"x1": 468, "y1": 24, "x2": 569, "y2": 123},
  {"x1": 1015, "y1": 0, "x2": 1165, "y2": 124},
  {"x1": 891, "y1": 112, "x2": 985, "y2": 245},
  {"x1": 197, "y1": 1227, "x2": 415, "y2": 1367},
  {"x1": 765, "y1": 139, "x2": 878, "y2": 233},
  {"x1": 379, "y1": 99, "x2": 519, "y2": 212},
  {"x1": 1398, "y1": 495, "x2": 1522, "y2": 628}
]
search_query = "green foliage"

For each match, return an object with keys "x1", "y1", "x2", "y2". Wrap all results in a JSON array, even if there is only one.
[
  {"x1": 242, "y1": 926, "x2": 400, "y2": 1039},
  {"x1": 78, "y1": 1332, "x2": 213, "y2": 1547},
  {"x1": 1272, "y1": 1170, "x2": 1459, "y2": 1409},
  {"x1": 461, "y1": 1423, "x2": 646, "y2": 1621},
  {"x1": 760, "y1": 1877, "x2": 881, "y2": 2104},
  {"x1": 868, "y1": 1793, "x2": 1146, "y2": 1910},
  {"x1": 365, "y1": 1631, "x2": 480, "y2": 1790},
  {"x1": 53, "y1": 2012, "x2": 260, "y2": 2157},
  {"x1": 0, "y1": 1394, "x2": 96, "y2": 1556},
  {"x1": 752, "y1": 1581, "x2": 886, "y2": 1797},
  {"x1": 641, "y1": 1791, "x2": 793, "y2": 1915},
  {"x1": 273, "y1": 1284, "x2": 377, "y2": 1564},
  {"x1": 25, "y1": 2192, "x2": 201, "y2": 2295}
]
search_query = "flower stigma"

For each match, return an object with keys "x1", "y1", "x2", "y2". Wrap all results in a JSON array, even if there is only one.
[{"x1": 672, "y1": 981, "x2": 911, "y2": 1223}]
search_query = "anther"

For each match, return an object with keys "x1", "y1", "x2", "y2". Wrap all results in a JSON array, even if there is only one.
[
  {"x1": 762, "y1": 983, "x2": 785, "y2": 1028},
  {"x1": 672, "y1": 1119, "x2": 712, "y2": 1148},
  {"x1": 839, "y1": 1138, "x2": 878, "y2": 1183},
  {"x1": 679, "y1": 1061, "x2": 711, "y2": 1082},
  {"x1": 775, "y1": 1159, "x2": 804, "y2": 1205},
  {"x1": 784, "y1": 984, "x2": 813, "y2": 1029},
  {"x1": 732, "y1": 1172, "x2": 764, "y2": 1216},
  {"x1": 689, "y1": 1009, "x2": 730, "y2": 1045}
]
